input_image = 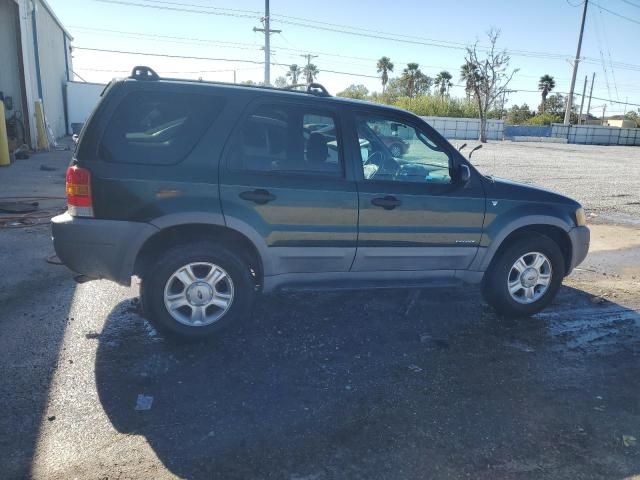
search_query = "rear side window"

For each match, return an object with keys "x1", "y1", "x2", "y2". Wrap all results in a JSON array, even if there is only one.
[
  {"x1": 227, "y1": 103, "x2": 343, "y2": 176},
  {"x1": 99, "y1": 90, "x2": 224, "y2": 165}
]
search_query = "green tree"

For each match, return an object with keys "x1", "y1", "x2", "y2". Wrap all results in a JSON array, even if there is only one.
[
  {"x1": 303, "y1": 63, "x2": 319, "y2": 83},
  {"x1": 286, "y1": 64, "x2": 301, "y2": 84},
  {"x1": 434, "y1": 70, "x2": 453, "y2": 96},
  {"x1": 376, "y1": 56, "x2": 394, "y2": 93},
  {"x1": 399, "y1": 63, "x2": 432, "y2": 98},
  {"x1": 337, "y1": 84, "x2": 369, "y2": 99},
  {"x1": 538, "y1": 74, "x2": 556, "y2": 113},
  {"x1": 543, "y1": 93, "x2": 566, "y2": 115},
  {"x1": 460, "y1": 62, "x2": 479, "y2": 101},
  {"x1": 274, "y1": 76, "x2": 288, "y2": 88},
  {"x1": 505, "y1": 104, "x2": 533, "y2": 124}
]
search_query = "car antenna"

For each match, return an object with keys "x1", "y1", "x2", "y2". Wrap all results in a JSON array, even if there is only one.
[
  {"x1": 469, "y1": 144, "x2": 483, "y2": 159},
  {"x1": 458, "y1": 143, "x2": 467, "y2": 152}
]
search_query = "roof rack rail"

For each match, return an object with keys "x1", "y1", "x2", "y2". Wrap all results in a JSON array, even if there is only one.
[
  {"x1": 285, "y1": 82, "x2": 331, "y2": 97},
  {"x1": 130, "y1": 66, "x2": 159, "y2": 81},
  {"x1": 126, "y1": 66, "x2": 332, "y2": 97}
]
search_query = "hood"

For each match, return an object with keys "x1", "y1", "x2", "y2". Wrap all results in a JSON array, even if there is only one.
[{"x1": 486, "y1": 176, "x2": 581, "y2": 207}]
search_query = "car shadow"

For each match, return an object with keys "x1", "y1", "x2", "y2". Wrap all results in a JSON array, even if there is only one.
[{"x1": 95, "y1": 285, "x2": 640, "y2": 479}]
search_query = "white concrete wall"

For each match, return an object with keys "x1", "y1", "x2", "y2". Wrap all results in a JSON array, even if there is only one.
[
  {"x1": 0, "y1": 0, "x2": 23, "y2": 121},
  {"x1": 66, "y1": 81, "x2": 105, "y2": 133},
  {"x1": 421, "y1": 116, "x2": 504, "y2": 140},
  {"x1": 551, "y1": 123, "x2": 640, "y2": 146}
]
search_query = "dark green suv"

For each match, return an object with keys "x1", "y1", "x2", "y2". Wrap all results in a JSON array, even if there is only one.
[{"x1": 52, "y1": 66, "x2": 590, "y2": 339}]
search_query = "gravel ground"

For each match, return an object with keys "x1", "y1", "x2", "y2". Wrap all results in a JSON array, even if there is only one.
[{"x1": 458, "y1": 141, "x2": 640, "y2": 222}]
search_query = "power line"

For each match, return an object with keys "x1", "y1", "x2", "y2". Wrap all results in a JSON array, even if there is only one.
[
  {"x1": 94, "y1": 0, "x2": 260, "y2": 18},
  {"x1": 72, "y1": 46, "x2": 379, "y2": 79},
  {"x1": 591, "y1": 1, "x2": 640, "y2": 24},
  {"x1": 619, "y1": 0, "x2": 640, "y2": 8}
]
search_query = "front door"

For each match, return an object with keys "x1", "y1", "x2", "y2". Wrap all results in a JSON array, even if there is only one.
[
  {"x1": 349, "y1": 110, "x2": 486, "y2": 272},
  {"x1": 220, "y1": 100, "x2": 358, "y2": 276}
]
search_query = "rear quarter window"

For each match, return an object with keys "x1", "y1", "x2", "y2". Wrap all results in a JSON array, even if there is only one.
[{"x1": 99, "y1": 90, "x2": 224, "y2": 165}]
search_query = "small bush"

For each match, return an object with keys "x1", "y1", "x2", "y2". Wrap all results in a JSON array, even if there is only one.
[{"x1": 525, "y1": 113, "x2": 562, "y2": 125}]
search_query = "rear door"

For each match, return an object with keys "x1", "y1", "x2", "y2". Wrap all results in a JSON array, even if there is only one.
[
  {"x1": 348, "y1": 109, "x2": 486, "y2": 272},
  {"x1": 219, "y1": 99, "x2": 358, "y2": 276}
]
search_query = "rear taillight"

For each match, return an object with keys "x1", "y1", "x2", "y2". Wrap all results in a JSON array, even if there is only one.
[{"x1": 66, "y1": 165, "x2": 94, "y2": 217}]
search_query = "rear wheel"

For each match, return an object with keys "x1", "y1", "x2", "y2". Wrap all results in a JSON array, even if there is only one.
[
  {"x1": 482, "y1": 233, "x2": 565, "y2": 317},
  {"x1": 141, "y1": 242, "x2": 255, "y2": 340}
]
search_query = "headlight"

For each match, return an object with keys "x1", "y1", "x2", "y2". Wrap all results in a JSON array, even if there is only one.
[{"x1": 575, "y1": 207, "x2": 586, "y2": 226}]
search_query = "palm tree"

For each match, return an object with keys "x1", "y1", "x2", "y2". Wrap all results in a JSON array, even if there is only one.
[
  {"x1": 460, "y1": 62, "x2": 478, "y2": 101},
  {"x1": 434, "y1": 70, "x2": 453, "y2": 96},
  {"x1": 286, "y1": 64, "x2": 301, "y2": 84},
  {"x1": 376, "y1": 56, "x2": 394, "y2": 93},
  {"x1": 303, "y1": 63, "x2": 319, "y2": 83},
  {"x1": 401, "y1": 63, "x2": 422, "y2": 98},
  {"x1": 538, "y1": 74, "x2": 555, "y2": 113}
]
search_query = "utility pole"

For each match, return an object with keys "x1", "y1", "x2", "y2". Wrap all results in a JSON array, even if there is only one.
[
  {"x1": 233, "y1": 70, "x2": 236, "y2": 84},
  {"x1": 602, "y1": 104, "x2": 606, "y2": 124},
  {"x1": 586, "y1": 72, "x2": 595, "y2": 123},
  {"x1": 578, "y1": 75, "x2": 587, "y2": 124},
  {"x1": 564, "y1": 0, "x2": 589, "y2": 125},
  {"x1": 300, "y1": 53, "x2": 318, "y2": 82},
  {"x1": 253, "y1": 0, "x2": 281, "y2": 86}
]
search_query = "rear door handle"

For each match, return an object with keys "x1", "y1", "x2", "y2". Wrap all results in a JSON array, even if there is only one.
[
  {"x1": 371, "y1": 196, "x2": 401, "y2": 210},
  {"x1": 239, "y1": 189, "x2": 276, "y2": 205}
]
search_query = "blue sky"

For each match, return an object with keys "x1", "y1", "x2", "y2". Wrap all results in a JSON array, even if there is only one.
[{"x1": 49, "y1": 0, "x2": 640, "y2": 115}]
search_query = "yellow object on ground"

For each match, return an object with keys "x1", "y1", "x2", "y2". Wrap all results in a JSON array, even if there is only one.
[
  {"x1": 0, "y1": 101, "x2": 10, "y2": 167},
  {"x1": 35, "y1": 99, "x2": 49, "y2": 151}
]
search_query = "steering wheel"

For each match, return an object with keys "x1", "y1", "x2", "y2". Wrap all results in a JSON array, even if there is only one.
[{"x1": 364, "y1": 150, "x2": 384, "y2": 166}]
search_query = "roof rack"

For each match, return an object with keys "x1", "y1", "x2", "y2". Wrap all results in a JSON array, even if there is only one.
[
  {"x1": 285, "y1": 82, "x2": 331, "y2": 97},
  {"x1": 128, "y1": 66, "x2": 331, "y2": 97},
  {"x1": 130, "y1": 66, "x2": 159, "y2": 80}
]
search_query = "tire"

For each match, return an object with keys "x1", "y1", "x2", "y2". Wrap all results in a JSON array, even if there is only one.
[
  {"x1": 140, "y1": 241, "x2": 255, "y2": 340},
  {"x1": 482, "y1": 233, "x2": 565, "y2": 318},
  {"x1": 389, "y1": 143, "x2": 403, "y2": 157}
]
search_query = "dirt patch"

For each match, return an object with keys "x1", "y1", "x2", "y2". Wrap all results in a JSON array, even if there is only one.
[{"x1": 588, "y1": 224, "x2": 640, "y2": 253}]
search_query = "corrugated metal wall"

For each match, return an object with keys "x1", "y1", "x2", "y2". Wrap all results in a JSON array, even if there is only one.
[
  {"x1": 0, "y1": 0, "x2": 23, "y2": 120},
  {"x1": 35, "y1": 0, "x2": 69, "y2": 138}
]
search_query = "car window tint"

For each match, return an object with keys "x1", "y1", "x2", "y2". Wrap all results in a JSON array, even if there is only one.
[
  {"x1": 356, "y1": 115, "x2": 452, "y2": 184},
  {"x1": 100, "y1": 91, "x2": 224, "y2": 165},
  {"x1": 230, "y1": 104, "x2": 342, "y2": 176}
]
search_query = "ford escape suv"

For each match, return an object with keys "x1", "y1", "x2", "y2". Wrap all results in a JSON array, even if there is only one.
[{"x1": 52, "y1": 66, "x2": 590, "y2": 340}]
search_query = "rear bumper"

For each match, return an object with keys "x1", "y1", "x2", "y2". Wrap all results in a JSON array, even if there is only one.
[
  {"x1": 568, "y1": 225, "x2": 590, "y2": 274},
  {"x1": 51, "y1": 212, "x2": 158, "y2": 285}
]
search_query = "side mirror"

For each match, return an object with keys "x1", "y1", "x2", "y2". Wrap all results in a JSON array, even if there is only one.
[{"x1": 459, "y1": 164, "x2": 471, "y2": 184}]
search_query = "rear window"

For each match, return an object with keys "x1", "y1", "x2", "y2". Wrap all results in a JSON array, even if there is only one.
[{"x1": 99, "y1": 90, "x2": 224, "y2": 165}]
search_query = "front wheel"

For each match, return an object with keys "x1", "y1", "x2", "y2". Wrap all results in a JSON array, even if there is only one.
[
  {"x1": 140, "y1": 242, "x2": 255, "y2": 340},
  {"x1": 482, "y1": 233, "x2": 565, "y2": 317}
]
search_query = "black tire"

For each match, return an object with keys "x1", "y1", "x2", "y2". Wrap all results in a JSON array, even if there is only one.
[
  {"x1": 482, "y1": 233, "x2": 565, "y2": 318},
  {"x1": 140, "y1": 241, "x2": 255, "y2": 340}
]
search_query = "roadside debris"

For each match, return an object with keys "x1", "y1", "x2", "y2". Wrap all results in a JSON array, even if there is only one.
[
  {"x1": 408, "y1": 364, "x2": 423, "y2": 373},
  {"x1": 135, "y1": 394, "x2": 154, "y2": 411}
]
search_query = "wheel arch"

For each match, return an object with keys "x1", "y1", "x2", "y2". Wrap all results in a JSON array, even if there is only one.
[
  {"x1": 480, "y1": 223, "x2": 573, "y2": 275},
  {"x1": 134, "y1": 222, "x2": 265, "y2": 287}
]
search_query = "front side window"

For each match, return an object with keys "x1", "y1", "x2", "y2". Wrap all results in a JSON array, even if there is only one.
[
  {"x1": 100, "y1": 91, "x2": 224, "y2": 165},
  {"x1": 228, "y1": 104, "x2": 342, "y2": 176},
  {"x1": 356, "y1": 114, "x2": 452, "y2": 184}
]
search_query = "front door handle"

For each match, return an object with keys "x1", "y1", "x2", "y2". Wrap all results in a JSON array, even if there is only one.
[
  {"x1": 371, "y1": 196, "x2": 401, "y2": 210},
  {"x1": 239, "y1": 189, "x2": 276, "y2": 205}
]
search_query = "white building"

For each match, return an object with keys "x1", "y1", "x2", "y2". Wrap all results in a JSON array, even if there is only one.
[{"x1": 0, "y1": 0, "x2": 72, "y2": 148}]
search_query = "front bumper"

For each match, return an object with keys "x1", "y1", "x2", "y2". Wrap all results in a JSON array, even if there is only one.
[
  {"x1": 568, "y1": 225, "x2": 590, "y2": 274},
  {"x1": 51, "y1": 212, "x2": 158, "y2": 285}
]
